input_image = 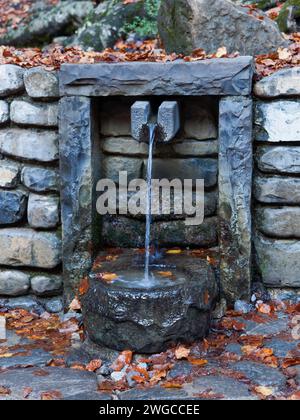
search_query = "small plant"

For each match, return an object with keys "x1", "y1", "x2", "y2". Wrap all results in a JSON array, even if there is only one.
[{"x1": 123, "y1": 0, "x2": 161, "y2": 38}]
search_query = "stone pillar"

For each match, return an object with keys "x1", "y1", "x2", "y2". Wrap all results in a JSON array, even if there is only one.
[
  {"x1": 219, "y1": 96, "x2": 253, "y2": 304},
  {"x1": 59, "y1": 97, "x2": 101, "y2": 305}
]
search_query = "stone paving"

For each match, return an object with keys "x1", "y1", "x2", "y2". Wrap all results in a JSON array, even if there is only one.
[{"x1": 0, "y1": 295, "x2": 299, "y2": 401}]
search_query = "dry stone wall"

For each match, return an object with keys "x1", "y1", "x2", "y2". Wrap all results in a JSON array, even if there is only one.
[{"x1": 0, "y1": 65, "x2": 63, "y2": 313}]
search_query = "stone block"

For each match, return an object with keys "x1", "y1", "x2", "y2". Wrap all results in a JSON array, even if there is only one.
[
  {"x1": 0, "y1": 228, "x2": 62, "y2": 269},
  {"x1": 157, "y1": 101, "x2": 180, "y2": 142},
  {"x1": 131, "y1": 101, "x2": 151, "y2": 141},
  {"x1": 0, "y1": 160, "x2": 20, "y2": 189},
  {"x1": 31, "y1": 275, "x2": 62, "y2": 296},
  {"x1": 103, "y1": 156, "x2": 143, "y2": 184},
  {"x1": 0, "y1": 128, "x2": 58, "y2": 162},
  {"x1": 0, "y1": 270, "x2": 30, "y2": 296},
  {"x1": 21, "y1": 166, "x2": 59, "y2": 192},
  {"x1": 255, "y1": 233, "x2": 300, "y2": 287},
  {"x1": 184, "y1": 100, "x2": 218, "y2": 140},
  {"x1": 255, "y1": 100, "x2": 300, "y2": 142},
  {"x1": 254, "y1": 67, "x2": 300, "y2": 98},
  {"x1": 28, "y1": 193, "x2": 60, "y2": 229},
  {"x1": 10, "y1": 100, "x2": 58, "y2": 127},
  {"x1": 24, "y1": 67, "x2": 59, "y2": 98},
  {"x1": 0, "y1": 100, "x2": 9, "y2": 124},
  {"x1": 254, "y1": 175, "x2": 300, "y2": 204},
  {"x1": 0, "y1": 65, "x2": 24, "y2": 97},
  {"x1": 100, "y1": 100, "x2": 131, "y2": 136},
  {"x1": 256, "y1": 146, "x2": 300, "y2": 174},
  {"x1": 256, "y1": 207, "x2": 300, "y2": 239},
  {"x1": 0, "y1": 189, "x2": 27, "y2": 225}
]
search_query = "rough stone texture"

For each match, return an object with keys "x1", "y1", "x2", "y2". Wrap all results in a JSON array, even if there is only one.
[
  {"x1": 219, "y1": 97, "x2": 253, "y2": 304},
  {"x1": 256, "y1": 146, "x2": 300, "y2": 174},
  {"x1": 254, "y1": 233, "x2": 300, "y2": 287},
  {"x1": 59, "y1": 96, "x2": 101, "y2": 304},
  {"x1": 82, "y1": 252, "x2": 218, "y2": 353},
  {"x1": 100, "y1": 100, "x2": 131, "y2": 136},
  {"x1": 42, "y1": 297, "x2": 64, "y2": 313},
  {"x1": 24, "y1": 67, "x2": 59, "y2": 99},
  {"x1": 254, "y1": 175, "x2": 300, "y2": 204},
  {"x1": 102, "y1": 216, "x2": 218, "y2": 248},
  {"x1": 157, "y1": 101, "x2": 180, "y2": 142},
  {"x1": 60, "y1": 58, "x2": 254, "y2": 97},
  {"x1": 102, "y1": 137, "x2": 218, "y2": 157},
  {"x1": 10, "y1": 100, "x2": 58, "y2": 127},
  {"x1": 21, "y1": 166, "x2": 58, "y2": 192},
  {"x1": 256, "y1": 207, "x2": 300, "y2": 238},
  {"x1": 0, "y1": 129, "x2": 58, "y2": 162},
  {"x1": 0, "y1": 189, "x2": 27, "y2": 225},
  {"x1": 0, "y1": 229, "x2": 61, "y2": 269},
  {"x1": 103, "y1": 156, "x2": 143, "y2": 184},
  {"x1": 254, "y1": 68, "x2": 300, "y2": 98},
  {"x1": 184, "y1": 99, "x2": 218, "y2": 140},
  {"x1": 28, "y1": 193, "x2": 60, "y2": 229},
  {"x1": 0, "y1": 160, "x2": 20, "y2": 189},
  {"x1": 31, "y1": 275, "x2": 62, "y2": 297},
  {"x1": 0, "y1": 65, "x2": 24, "y2": 97},
  {"x1": 0, "y1": 270, "x2": 30, "y2": 296},
  {"x1": 255, "y1": 100, "x2": 300, "y2": 142},
  {"x1": 131, "y1": 101, "x2": 151, "y2": 141},
  {"x1": 0, "y1": 100, "x2": 9, "y2": 124},
  {"x1": 0, "y1": 367, "x2": 99, "y2": 400},
  {"x1": 149, "y1": 158, "x2": 218, "y2": 188},
  {"x1": 158, "y1": 0, "x2": 288, "y2": 56},
  {"x1": 230, "y1": 361, "x2": 286, "y2": 390},
  {"x1": 118, "y1": 387, "x2": 189, "y2": 400}
]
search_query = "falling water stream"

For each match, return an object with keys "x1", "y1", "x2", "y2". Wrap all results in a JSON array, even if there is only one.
[{"x1": 144, "y1": 123, "x2": 156, "y2": 283}]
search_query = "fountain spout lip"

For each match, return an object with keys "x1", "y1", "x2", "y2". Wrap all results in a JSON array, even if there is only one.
[{"x1": 131, "y1": 101, "x2": 180, "y2": 143}]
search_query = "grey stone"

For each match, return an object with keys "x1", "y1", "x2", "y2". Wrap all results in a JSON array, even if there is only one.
[
  {"x1": 119, "y1": 386, "x2": 189, "y2": 401},
  {"x1": 104, "y1": 156, "x2": 143, "y2": 184},
  {"x1": 0, "y1": 296, "x2": 42, "y2": 313},
  {"x1": 0, "y1": 348, "x2": 52, "y2": 370},
  {"x1": 24, "y1": 67, "x2": 59, "y2": 98},
  {"x1": 158, "y1": 0, "x2": 288, "y2": 56},
  {"x1": 231, "y1": 361, "x2": 286, "y2": 389},
  {"x1": 149, "y1": 158, "x2": 218, "y2": 188},
  {"x1": 0, "y1": 100, "x2": 9, "y2": 124},
  {"x1": 60, "y1": 58, "x2": 254, "y2": 97},
  {"x1": 100, "y1": 100, "x2": 131, "y2": 136},
  {"x1": 219, "y1": 97, "x2": 253, "y2": 304},
  {"x1": 0, "y1": 1, "x2": 94, "y2": 48},
  {"x1": 256, "y1": 207, "x2": 300, "y2": 238},
  {"x1": 184, "y1": 100, "x2": 218, "y2": 140},
  {"x1": 225, "y1": 343, "x2": 243, "y2": 356},
  {"x1": 82, "y1": 252, "x2": 218, "y2": 353},
  {"x1": 234, "y1": 300, "x2": 253, "y2": 314},
  {"x1": 256, "y1": 146, "x2": 300, "y2": 174},
  {"x1": 42, "y1": 297, "x2": 64, "y2": 314},
  {"x1": 157, "y1": 101, "x2": 180, "y2": 142},
  {"x1": 254, "y1": 67, "x2": 300, "y2": 98},
  {"x1": 65, "y1": 392, "x2": 111, "y2": 401},
  {"x1": 0, "y1": 189, "x2": 27, "y2": 225},
  {"x1": 0, "y1": 128, "x2": 58, "y2": 162},
  {"x1": 0, "y1": 228, "x2": 62, "y2": 269},
  {"x1": 186, "y1": 376, "x2": 257, "y2": 400},
  {"x1": 0, "y1": 367, "x2": 98, "y2": 400},
  {"x1": 167, "y1": 361, "x2": 193, "y2": 380},
  {"x1": 0, "y1": 160, "x2": 20, "y2": 189},
  {"x1": 0, "y1": 65, "x2": 24, "y2": 97},
  {"x1": 10, "y1": 100, "x2": 58, "y2": 127},
  {"x1": 255, "y1": 100, "x2": 300, "y2": 142},
  {"x1": 245, "y1": 316, "x2": 288, "y2": 336},
  {"x1": 102, "y1": 216, "x2": 218, "y2": 248},
  {"x1": 28, "y1": 193, "x2": 60, "y2": 229},
  {"x1": 266, "y1": 338, "x2": 299, "y2": 358},
  {"x1": 21, "y1": 166, "x2": 59, "y2": 192},
  {"x1": 254, "y1": 175, "x2": 300, "y2": 204},
  {"x1": 255, "y1": 233, "x2": 300, "y2": 287},
  {"x1": 0, "y1": 270, "x2": 30, "y2": 296},
  {"x1": 59, "y1": 96, "x2": 101, "y2": 304},
  {"x1": 31, "y1": 275, "x2": 62, "y2": 297},
  {"x1": 131, "y1": 101, "x2": 151, "y2": 141},
  {"x1": 102, "y1": 137, "x2": 218, "y2": 157}
]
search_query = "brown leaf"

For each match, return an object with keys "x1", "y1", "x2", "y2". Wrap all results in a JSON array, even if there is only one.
[
  {"x1": 175, "y1": 345, "x2": 191, "y2": 360},
  {"x1": 78, "y1": 277, "x2": 89, "y2": 296},
  {"x1": 0, "y1": 386, "x2": 11, "y2": 395},
  {"x1": 162, "y1": 382, "x2": 183, "y2": 389},
  {"x1": 23, "y1": 387, "x2": 33, "y2": 399},
  {"x1": 86, "y1": 359, "x2": 102, "y2": 372},
  {"x1": 69, "y1": 297, "x2": 81, "y2": 311},
  {"x1": 187, "y1": 358, "x2": 208, "y2": 367},
  {"x1": 41, "y1": 390, "x2": 63, "y2": 400}
]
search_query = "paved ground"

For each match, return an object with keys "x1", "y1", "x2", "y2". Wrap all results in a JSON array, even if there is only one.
[{"x1": 0, "y1": 294, "x2": 299, "y2": 400}]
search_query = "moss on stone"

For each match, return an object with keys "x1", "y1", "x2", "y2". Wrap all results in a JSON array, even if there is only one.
[{"x1": 276, "y1": 0, "x2": 300, "y2": 32}]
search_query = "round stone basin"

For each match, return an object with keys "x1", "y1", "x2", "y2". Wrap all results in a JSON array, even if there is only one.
[{"x1": 82, "y1": 250, "x2": 218, "y2": 354}]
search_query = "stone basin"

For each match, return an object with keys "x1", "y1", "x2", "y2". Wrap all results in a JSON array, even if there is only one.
[{"x1": 82, "y1": 250, "x2": 218, "y2": 353}]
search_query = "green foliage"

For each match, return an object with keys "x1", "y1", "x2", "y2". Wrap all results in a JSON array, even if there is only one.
[{"x1": 123, "y1": 0, "x2": 161, "y2": 38}]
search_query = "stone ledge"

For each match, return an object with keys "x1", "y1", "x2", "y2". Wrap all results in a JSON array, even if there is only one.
[
  {"x1": 254, "y1": 68, "x2": 300, "y2": 98},
  {"x1": 256, "y1": 207, "x2": 300, "y2": 239},
  {"x1": 60, "y1": 58, "x2": 254, "y2": 97},
  {"x1": 256, "y1": 146, "x2": 300, "y2": 174},
  {"x1": 254, "y1": 233, "x2": 300, "y2": 288}
]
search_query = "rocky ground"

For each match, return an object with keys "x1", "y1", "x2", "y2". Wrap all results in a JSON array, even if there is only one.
[{"x1": 0, "y1": 293, "x2": 299, "y2": 400}]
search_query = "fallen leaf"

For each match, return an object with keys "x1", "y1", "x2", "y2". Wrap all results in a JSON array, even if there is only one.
[
  {"x1": 166, "y1": 249, "x2": 182, "y2": 255},
  {"x1": 157, "y1": 271, "x2": 174, "y2": 278},
  {"x1": 162, "y1": 382, "x2": 183, "y2": 389},
  {"x1": 23, "y1": 387, "x2": 33, "y2": 399},
  {"x1": 0, "y1": 386, "x2": 11, "y2": 395},
  {"x1": 188, "y1": 358, "x2": 208, "y2": 367},
  {"x1": 216, "y1": 46, "x2": 227, "y2": 58},
  {"x1": 100, "y1": 273, "x2": 118, "y2": 282},
  {"x1": 282, "y1": 358, "x2": 300, "y2": 369},
  {"x1": 78, "y1": 277, "x2": 89, "y2": 296},
  {"x1": 175, "y1": 345, "x2": 191, "y2": 360},
  {"x1": 69, "y1": 297, "x2": 81, "y2": 311},
  {"x1": 41, "y1": 390, "x2": 62, "y2": 400},
  {"x1": 255, "y1": 386, "x2": 274, "y2": 397},
  {"x1": 86, "y1": 359, "x2": 102, "y2": 372},
  {"x1": 257, "y1": 303, "x2": 272, "y2": 315}
]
